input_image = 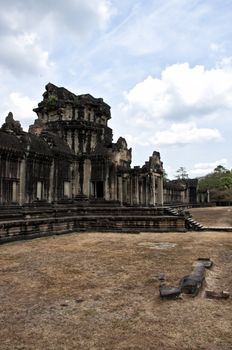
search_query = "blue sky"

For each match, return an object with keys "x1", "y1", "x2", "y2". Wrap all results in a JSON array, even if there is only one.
[{"x1": 0, "y1": 0, "x2": 232, "y2": 178}]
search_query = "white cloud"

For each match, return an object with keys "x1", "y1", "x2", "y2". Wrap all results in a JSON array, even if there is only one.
[
  {"x1": 0, "y1": 0, "x2": 115, "y2": 75},
  {"x1": 0, "y1": 33, "x2": 51, "y2": 74},
  {"x1": 210, "y1": 42, "x2": 222, "y2": 52},
  {"x1": 149, "y1": 122, "x2": 222, "y2": 146},
  {"x1": 189, "y1": 158, "x2": 228, "y2": 177},
  {"x1": 97, "y1": 0, "x2": 115, "y2": 28},
  {"x1": 2, "y1": 92, "x2": 37, "y2": 130},
  {"x1": 123, "y1": 61, "x2": 232, "y2": 122},
  {"x1": 116, "y1": 61, "x2": 232, "y2": 148},
  {"x1": 9, "y1": 92, "x2": 36, "y2": 115}
]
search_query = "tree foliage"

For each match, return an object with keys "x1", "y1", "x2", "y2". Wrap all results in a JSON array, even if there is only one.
[
  {"x1": 163, "y1": 169, "x2": 169, "y2": 181},
  {"x1": 198, "y1": 165, "x2": 232, "y2": 201},
  {"x1": 175, "y1": 167, "x2": 188, "y2": 180},
  {"x1": 214, "y1": 165, "x2": 227, "y2": 174}
]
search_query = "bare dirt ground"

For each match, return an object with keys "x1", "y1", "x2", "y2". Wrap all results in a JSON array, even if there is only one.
[
  {"x1": 189, "y1": 206, "x2": 232, "y2": 227},
  {"x1": 1, "y1": 230, "x2": 232, "y2": 350}
]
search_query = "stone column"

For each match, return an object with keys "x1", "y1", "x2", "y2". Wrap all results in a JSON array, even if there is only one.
[
  {"x1": 19, "y1": 158, "x2": 26, "y2": 205},
  {"x1": 122, "y1": 176, "x2": 128, "y2": 204},
  {"x1": 139, "y1": 181, "x2": 143, "y2": 205},
  {"x1": 157, "y1": 176, "x2": 164, "y2": 205},
  {"x1": 127, "y1": 178, "x2": 131, "y2": 204},
  {"x1": 48, "y1": 160, "x2": 54, "y2": 203},
  {"x1": 149, "y1": 173, "x2": 156, "y2": 206},
  {"x1": 67, "y1": 130, "x2": 72, "y2": 149},
  {"x1": 74, "y1": 130, "x2": 79, "y2": 154},
  {"x1": 64, "y1": 181, "x2": 71, "y2": 198},
  {"x1": 129, "y1": 177, "x2": 133, "y2": 205},
  {"x1": 83, "y1": 159, "x2": 91, "y2": 197},
  {"x1": 104, "y1": 162, "x2": 110, "y2": 200},
  {"x1": 12, "y1": 181, "x2": 17, "y2": 202},
  {"x1": 37, "y1": 181, "x2": 43, "y2": 200},
  {"x1": 145, "y1": 177, "x2": 149, "y2": 206},
  {"x1": 118, "y1": 176, "x2": 123, "y2": 205},
  {"x1": 90, "y1": 181, "x2": 95, "y2": 197},
  {"x1": 135, "y1": 175, "x2": 139, "y2": 205}
]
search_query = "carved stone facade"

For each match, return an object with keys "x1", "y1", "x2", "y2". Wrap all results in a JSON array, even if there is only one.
[
  {"x1": 163, "y1": 179, "x2": 209, "y2": 205},
  {"x1": 0, "y1": 83, "x2": 164, "y2": 206}
]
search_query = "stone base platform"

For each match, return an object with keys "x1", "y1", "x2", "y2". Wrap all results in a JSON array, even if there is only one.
[{"x1": 0, "y1": 204, "x2": 186, "y2": 243}]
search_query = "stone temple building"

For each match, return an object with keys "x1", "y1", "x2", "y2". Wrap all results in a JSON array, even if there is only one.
[
  {"x1": 1, "y1": 84, "x2": 209, "y2": 241},
  {"x1": 0, "y1": 83, "x2": 164, "y2": 206}
]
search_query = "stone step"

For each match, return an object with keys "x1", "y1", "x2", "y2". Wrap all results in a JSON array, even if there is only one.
[
  {"x1": 0, "y1": 205, "x2": 170, "y2": 222},
  {"x1": 203, "y1": 226, "x2": 232, "y2": 231}
]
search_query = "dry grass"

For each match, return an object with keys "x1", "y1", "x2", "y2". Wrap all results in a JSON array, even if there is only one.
[
  {"x1": 1, "y1": 228, "x2": 232, "y2": 350},
  {"x1": 189, "y1": 206, "x2": 232, "y2": 227}
]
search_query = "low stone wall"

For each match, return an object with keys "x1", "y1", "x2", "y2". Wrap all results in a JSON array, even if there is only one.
[{"x1": 0, "y1": 207, "x2": 186, "y2": 243}]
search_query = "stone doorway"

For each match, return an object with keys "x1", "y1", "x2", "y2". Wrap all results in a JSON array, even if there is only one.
[
  {"x1": 96, "y1": 181, "x2": 104, "y2": 198},
  {"x1": 91, "y1": 181, "x2": 104, "y2": 199}
]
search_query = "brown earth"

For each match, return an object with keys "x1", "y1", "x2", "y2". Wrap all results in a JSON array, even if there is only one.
[
  {"x1": 0, "y1": 230, "x2": 232, "y2": 350},
  {"x1": 189, "y1": 206, "x2": 232, "y2": 227}
]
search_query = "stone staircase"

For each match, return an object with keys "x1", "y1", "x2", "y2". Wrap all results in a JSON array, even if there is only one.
[{"x1": 165, "y1": 207, "x2": 205, "y2": 231}]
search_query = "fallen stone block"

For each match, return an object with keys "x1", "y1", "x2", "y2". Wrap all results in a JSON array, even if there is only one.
[
  {"x1": 159, "y1": 286, "x2": 181, "y2": 299},
  {"x1": 180, "y1": 263, "x2": 205, "y2": 295},
  {"x1": 197, "y1": 258, "x2": 213, "y2": 269},
  {"x1": 205, "y1": 290, "x2": 230, "y2": 299},
  {"x1": 180, "y1": 275, "x2": 203, "y2": 295}
]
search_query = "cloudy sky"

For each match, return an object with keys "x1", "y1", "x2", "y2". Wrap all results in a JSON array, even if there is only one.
[{"x1": 0, "y1": 0, "x2": 232, "y2": 178}]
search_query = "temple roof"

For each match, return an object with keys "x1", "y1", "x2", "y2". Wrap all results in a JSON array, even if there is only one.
[
  {"x1": 20, "y1": 133, "x2": 52, "y2": 156},
  {"x1": 40, "y1": 132, "x2": 74, "y2": 156},
  {"x1": 36, "y1": 82, "x2": 110, "y2": 109},
  {"x1": 0, "y1": 131, "x2": 23, "y2": 154},
  {"x1": 0, "y1": 129, "x2": 73, "y2": 158}
]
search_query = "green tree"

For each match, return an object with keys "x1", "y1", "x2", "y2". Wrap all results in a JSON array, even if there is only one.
[
  {"x1": 214, "y1": 165, "x2": 228, "y2": 174},
  {"x1": 175, "y1": 167, "x2": 188, "y2": 180},
  {"x1": 163, "y1": 169, "x2": 169, "y2": 181},
  {"x1": 198, "y1": 165, "x2": 232, "y2": 202},
  {"x1": 219, "y1": 175, "x2": 232, "y2": 190}
]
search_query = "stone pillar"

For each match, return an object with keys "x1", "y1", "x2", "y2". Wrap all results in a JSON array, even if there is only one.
[
  {"x1": 145, "y1": 177, "x2": 149, "y2": 206},
  {"x1": 129, "y1": 175, "x2": 133, "y2": 205},
  {"x1": 135, "y1": 175, "x2": 139, "y2": 205},
  {"x1": 12, "y1": 181, "x2": 17, "y2": 202},
  {"x1": 149, "y1": 173, "x2": 156, "y2": 206},
  {"x1": 90, "y1": 181, "x2": 94, "y2": 197},
  {"x1": 67, "y1": 130, "x2": 72, "y2": 149},
  {"x1": 104, "y1": 162, "x2": 110, "y2": 200},
  {"x1": 83, "y1": 159, "x2": 91, "y2": 197},
  {"x1": 139, "y1": 181, "x2": 143, "y2": 205},
  {"x1": 48, "y1": 160, "x2": 54, "y2": 202},
  {"x1": 64, "y1": 181, "x2": 71, "y2": 198},
  {"x1": 157, "y1": 176, "x2": 164, "y2": 205},
  {"x1": 118, "y1": 176, "x2": 123, "y2": 205},
  {"x1": 127, "y1": 178, "x2": 131, "y2": 204},
  {"x1": 19, "y1": 158, "x2": 26, "y2": 205},
  {"x1": 122, "y1": 177, "x2": 128, "y2": 204},
  {"x1": 74, "y1": 130, "x2": 79, "y2": 154},
  {"x1": 37, "y1": 181, "x2": 42, "y2": 200}
]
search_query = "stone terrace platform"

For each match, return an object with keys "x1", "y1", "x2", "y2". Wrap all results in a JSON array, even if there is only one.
[{"x1": 0, "y1": 203, "x2": 186, "y2": 243}]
